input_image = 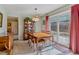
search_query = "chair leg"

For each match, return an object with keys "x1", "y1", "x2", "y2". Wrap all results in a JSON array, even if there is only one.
[
  {"x1": 32, "y1": 43, "x2": 38, "y2": 55},
  {"x1": 28, "y1": 40, "x2": 30, "y2": 47},
  {"x1": 49, "y1": 37, "x2": 53, "y2": 47},
  {"x1": 33, "y1": 43, "x2": 40, "y2": 55},
  {"x1": 7, "y1": 49, "x2": 13, "y2": 55},
  {"x1": 33, "y1": 44, "x2": 36, "y2": 52}
]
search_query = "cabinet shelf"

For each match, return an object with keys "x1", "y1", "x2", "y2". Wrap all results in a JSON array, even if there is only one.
[{"x1": 23, "y1": 19, "x2": 34, "y2": 40}]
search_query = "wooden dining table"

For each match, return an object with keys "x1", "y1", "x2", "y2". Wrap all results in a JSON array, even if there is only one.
[
  {"x1": 27, "y1": 32, "x2": 53, "y2": 54},
  {"x1": 28, "y1": 32, "x2": 52, "y2": 42}
]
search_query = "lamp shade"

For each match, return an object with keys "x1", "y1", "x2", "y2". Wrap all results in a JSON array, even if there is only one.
[
  {"x1": 32, "y1": 8, "x2": 40, "y2": 22},
  {"x1": 32, "y1": 16, "x2": 40, "y2": 21}
]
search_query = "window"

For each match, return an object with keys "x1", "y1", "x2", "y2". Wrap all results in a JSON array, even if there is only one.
[
  {"x1": 50, "y1": 12, "x2": 70, "y2": 47},
  {"x1": 59, "y1": 20, "x2": 70, "y2": 47},
  {"x1": 59, "y1": 20, "x2": 69, "y2": 32},
  {"x1": 51, "y1": 21, "x2": 58, "y2": 42},
  {"x1": 51, "y1": 22, "x2": 57, "y2": 32}
]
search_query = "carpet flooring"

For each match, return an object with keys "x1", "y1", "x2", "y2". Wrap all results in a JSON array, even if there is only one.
[{"x1": 0, "y1": 40, "x2": 73, "y2": 55}]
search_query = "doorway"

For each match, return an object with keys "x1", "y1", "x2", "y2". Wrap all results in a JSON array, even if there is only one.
[{"x1": 7, "y1": 16, "x2": 18, "y2": 40}]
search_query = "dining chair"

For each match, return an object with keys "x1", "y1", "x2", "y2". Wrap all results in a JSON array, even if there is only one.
[
  {"x1": 42, "y1": 31, "x2": 54, "y2": 46},
  {"x1": 27, "y1": 32, "x2": 46, "y2": 54}
]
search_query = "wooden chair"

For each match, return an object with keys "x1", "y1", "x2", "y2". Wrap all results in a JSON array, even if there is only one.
[
  {"x1": 27, "y1": 32, "x2": 45, "y2": 53},
  {"x1": 0, "y1": 33, "x2": 13, "y2": 55},
  {"x1": 41, "y1": 31, "x2": 54, "y2": 46}
]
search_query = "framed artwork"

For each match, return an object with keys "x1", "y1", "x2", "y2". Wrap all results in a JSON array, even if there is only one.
[{"x1": 0, "y1": 12, "x2": 3, "y2": 27}]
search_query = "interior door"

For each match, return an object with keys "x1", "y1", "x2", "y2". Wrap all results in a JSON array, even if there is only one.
[{"x1": 7, "y1": 17, "x2": 18, "y2": 40}]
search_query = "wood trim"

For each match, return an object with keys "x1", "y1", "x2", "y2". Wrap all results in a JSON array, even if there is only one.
[
  {"x1": 7, "y1": 17, "x2": 18, "y2": 35},
  {"x1": 0, "y1": 12, "x2": 3, "y2": 27}
]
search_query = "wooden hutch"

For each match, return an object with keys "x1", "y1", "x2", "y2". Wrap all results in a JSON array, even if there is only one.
[{"x1": 23, "y1": 17, "x2": 34, "y2": 40}]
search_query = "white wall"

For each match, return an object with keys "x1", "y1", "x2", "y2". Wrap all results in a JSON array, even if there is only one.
[
  {"x1": 34, "y1": 20, "x2": 41, "y2": 32},
  {"x1": 0, "y1": 6, "x2": 42, "y2": 40},
  {"x1": 7, "y1": 12, "x2": 24, "y2": 40},
  {"x1": 0, "y1": 6, "x2": 7, "y2": 36},
  {"x1": 18, "y1": 16, "x2": 24, "y2": 40}
]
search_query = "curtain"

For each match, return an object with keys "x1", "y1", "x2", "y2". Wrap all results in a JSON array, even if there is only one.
[
  {"x1": 45, "y1": 16, "x2": 49, "y2": 31},
  {"x1": 70, "y1": 4, "x2": 79, "y2": 54}
]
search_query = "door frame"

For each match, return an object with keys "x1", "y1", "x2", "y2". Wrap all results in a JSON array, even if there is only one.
[{"x1": 7, "y1": 16, "x2": 19, "y2": 40}]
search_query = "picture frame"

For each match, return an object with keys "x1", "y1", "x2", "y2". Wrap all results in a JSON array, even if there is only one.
[{"x1": 0, "y1": 12, "x2": 3, "y2": 27}]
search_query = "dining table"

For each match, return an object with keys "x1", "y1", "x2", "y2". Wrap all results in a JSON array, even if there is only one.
[{"x1": 27, "y1": 32, "x2": 53, "y2": 54}]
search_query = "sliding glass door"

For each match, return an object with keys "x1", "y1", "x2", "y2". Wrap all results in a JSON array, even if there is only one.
[
  {"x1": 58, "y1": 20, "x2": 70, "y2": 47},
  {"x1": 51, "y1": 22, "x2": 58, "y2": 42},
  {"x1": 50, "y1": 12, "x2": 70, "y2": 47}
]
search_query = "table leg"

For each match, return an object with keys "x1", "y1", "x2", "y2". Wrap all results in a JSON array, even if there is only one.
[{"x1": 49, "y1": 37, "x2": 53, "y2": 46}]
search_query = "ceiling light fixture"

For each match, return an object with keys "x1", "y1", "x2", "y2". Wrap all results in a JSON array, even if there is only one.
[{"x1": 32, "y1": 8, "x2": 40, "y2": 22}]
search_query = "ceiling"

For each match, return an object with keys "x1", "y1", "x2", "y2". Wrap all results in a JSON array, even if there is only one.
[{"x1": 1, "y1": 4, "x2": 64, "y2": 17}]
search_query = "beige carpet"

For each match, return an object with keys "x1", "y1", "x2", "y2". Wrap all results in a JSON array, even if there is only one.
[
  {"x1": 13, "y1": 40, "x2": 73, "y2": 55},
  {"x1": 0, "y1": 40, "x2": 73, "y2": 55},
  {"x1": 13, "y1": 41, "x2": 35, "y2": 55}
]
